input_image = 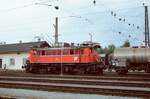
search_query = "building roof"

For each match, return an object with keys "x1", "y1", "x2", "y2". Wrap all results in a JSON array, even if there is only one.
[{"x1": 0, "y1": 41, "x2": 50, "y2": 53}]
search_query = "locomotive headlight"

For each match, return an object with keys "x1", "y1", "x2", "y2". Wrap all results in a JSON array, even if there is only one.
[{"x1": 74, "y1": 57, "x2": 78, "y2": 61}]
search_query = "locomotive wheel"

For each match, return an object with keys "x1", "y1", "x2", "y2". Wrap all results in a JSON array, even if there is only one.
[
  {"x1": 65, "y1": 67, "x2": 75, "y2": 75},
  {"x1": 25, "y1": 66, "x2": 31, "y2": 73},
  {"x1": 38, "y1": 68, "x2": 46, "y2": 74},
  {"x1": 145, "y1": 67, "x2": 150, "y2": 73},
  {"x1": 96, "y1": 68, "x2": 103, "y2": 75},
  {"x1": 116, "y1": 68, "x2": 128, "y2": 75},
  {"x1": 37, "y1": 66, "x2": 48, "y2": 74}
]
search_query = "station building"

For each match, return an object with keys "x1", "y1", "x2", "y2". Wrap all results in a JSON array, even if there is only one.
[{"x1": 0, "y1": 41, "x2": 50, "y2": 70}]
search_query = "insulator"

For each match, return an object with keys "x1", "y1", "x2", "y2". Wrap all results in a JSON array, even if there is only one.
[
  {"x1": 111, "y1": 11, "x2": 113, "y2": 15},
  {"x1": 85, "y1": 19, "x2": 88, "y2": 21},
  {"x1": 123, "y1": 19, "x2": 125, "y2": 22},
  {"x1": 133, "y1": 24, "x2": 134, "y2": 27},
  {"x1": 128, "y1": 35, "x2": 131, "y2": 38},
  {"x1": 54, "y1": 6, "x2": 59, "y2": 10},
  {"x1": 143, "y1": 3, "x2": 145, "y2": 6},
  {"x1": 93, "y1": 0, "x2": 96, "y2": 5}
]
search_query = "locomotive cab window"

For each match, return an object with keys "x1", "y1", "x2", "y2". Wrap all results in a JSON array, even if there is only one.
[
  {"x1": 37, "y1": 51, "x2": 40, "y2": 55},
  {"x1": 89, "y1": 48, "x2": 93, "y2": 53},
  {"x1": 81, "y1": 49, "x2": 84, "y2": 54},
  {"x1": 33, "y1": 50, "x2": 37, "y2": 55}
]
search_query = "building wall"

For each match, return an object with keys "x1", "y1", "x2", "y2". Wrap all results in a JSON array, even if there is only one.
[{"x1": 0, "y1": 52, "x2": 29, "y2": 70}]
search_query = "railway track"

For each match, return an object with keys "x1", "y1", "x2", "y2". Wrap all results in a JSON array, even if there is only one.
[
  {"x1": 0, "y1": 76, "x2": 150, "y2": 98},
  {"x1": 0, "y1": 80, "x2": 150, "y2": 98},
  {"x1": 0, "y1": 76, "x2": 150, "y2": 88},
  {"x1": 1, "y1": 70, "x2": 150, "y2": 80},
  {"x1": 1, "y1": 74, "x2": 150, "y2": 81}
]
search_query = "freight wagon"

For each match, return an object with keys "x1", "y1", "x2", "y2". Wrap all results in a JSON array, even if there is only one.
[{"x1": 109, "y1": 47, "x2": 150, "y2": 74}]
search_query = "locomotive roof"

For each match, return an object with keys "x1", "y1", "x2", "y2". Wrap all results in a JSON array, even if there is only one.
[
  {"x1": 0, "y1": 41, "x2": 50, "y2": 53},
  {"x1": 32, "y1": 46, "x2": 93, "y2": 50}
]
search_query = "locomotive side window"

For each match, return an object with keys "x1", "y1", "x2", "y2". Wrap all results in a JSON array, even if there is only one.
[
  {"x1": 34, "y1": 48, "x2": 82, "y2": 55},
  {"x1": 70, "y1": 49, "x2": 74, "y2": 55},
  {"x1": 45, "y1": 50, "x2": 51, "y2": 55},
  {"x1": 57, "y1": 50, "x2": 62, "y2": 55},
  {"x1": 45, "y1": 50, "x2": 61, "y2": 55},
  {"x1": 74, "y1": 49, "x2": 79, "y2": 54},
  {"x1": 63, "y1": 49, "x2": 69, "y2": 55},
  {"x1": 42, "y1": 50, "x2": 45, "y2": 55}
]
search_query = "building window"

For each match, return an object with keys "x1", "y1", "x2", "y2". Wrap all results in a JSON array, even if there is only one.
[
  {"x1": 23, "y1": 58, "x2": 27, "y2": 65},
  {"x1": 10, "y1": 58, "x2": 15, "y2": 65}
]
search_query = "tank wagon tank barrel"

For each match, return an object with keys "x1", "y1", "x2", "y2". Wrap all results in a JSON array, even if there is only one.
[
  {"x1": 111, "y1": 47, "x2": 150, "y2": 74},
  {"x1": 114, "y1": 47, "x2": 150, "y2": 63}
]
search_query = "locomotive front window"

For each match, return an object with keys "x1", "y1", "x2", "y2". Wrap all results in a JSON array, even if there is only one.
[{"x1": 93, "y1": 47, "x2": 99, "y2": 53}]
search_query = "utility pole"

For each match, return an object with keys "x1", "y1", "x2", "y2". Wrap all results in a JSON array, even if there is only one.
[
  {"x1": 54, "y1": 17, "x2": 59, "y2": 46},
  {"x1": 35, "y1": 1, "x2": 59, "y2": 47},
  {"x1": 144, "y1": 5, "x2": 150, "y2": 47}
]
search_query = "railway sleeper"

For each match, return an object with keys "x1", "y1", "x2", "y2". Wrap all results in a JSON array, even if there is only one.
[{"x1": 115, "y1": 67, "x2": 128, "y2": 75}]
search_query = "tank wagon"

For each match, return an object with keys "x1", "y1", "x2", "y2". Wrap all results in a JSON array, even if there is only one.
[
  {"x1": 24, "y1": 43, "x2": 103, "y2": 75},
  {"x1": 111, "y1": 47, "x2": 150, "y2": 74}
]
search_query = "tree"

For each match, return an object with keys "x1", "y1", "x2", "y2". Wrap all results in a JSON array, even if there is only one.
[
  {"x1": 97, "y1": 44, "x2": 116, "y2": 54},
  {"x1": 99, "y1": 44, "x2": 116, "y2": 54},
  {"x1": 122, "y1": 40, "x2": 130, "y2": 47},
  {"x1": 97, "y1": 48, "x2": 105, "y2": 54},
  {"x1": 107, "y1": 44, "x2": 116, "y2": 54},
  {"x1": 104, "y1": 47, "x2": 109, "y2": 54}
]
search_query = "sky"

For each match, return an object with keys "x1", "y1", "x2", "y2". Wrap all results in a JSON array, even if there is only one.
[{"x1": 0, "y1": 0, "x2": 149, "y2": 47}]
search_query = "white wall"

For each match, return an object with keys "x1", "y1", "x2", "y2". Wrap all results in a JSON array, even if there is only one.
[{"x1": 0, "y1": 52, "x2": 29, "y2": 70}]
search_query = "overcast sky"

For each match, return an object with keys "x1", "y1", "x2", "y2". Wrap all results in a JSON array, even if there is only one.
[{"x1": 0, "y1": 0, "x2": 149, "y2": 47}]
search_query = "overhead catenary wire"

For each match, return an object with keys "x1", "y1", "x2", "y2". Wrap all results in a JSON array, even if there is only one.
[
  {"x1": 0, "y1": 1, "x2": 148, "y2": 20},
  {"x1": 0, "y1": 1, "x2": 149, "y2": 46},
  {"x1": 0, "y1": 0, "x2": 148, "y2": 18},
  {"x1": 0, "y1": 2, "x2": 148, "y2": 32},
  {"x1": 0, "y1": 0, "x2": 50, "y2": 14}
]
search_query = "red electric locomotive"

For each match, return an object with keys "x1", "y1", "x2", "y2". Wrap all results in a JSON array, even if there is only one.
[{"x1": 24, "y1": 43, "x2": 103, "y2": 75}]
